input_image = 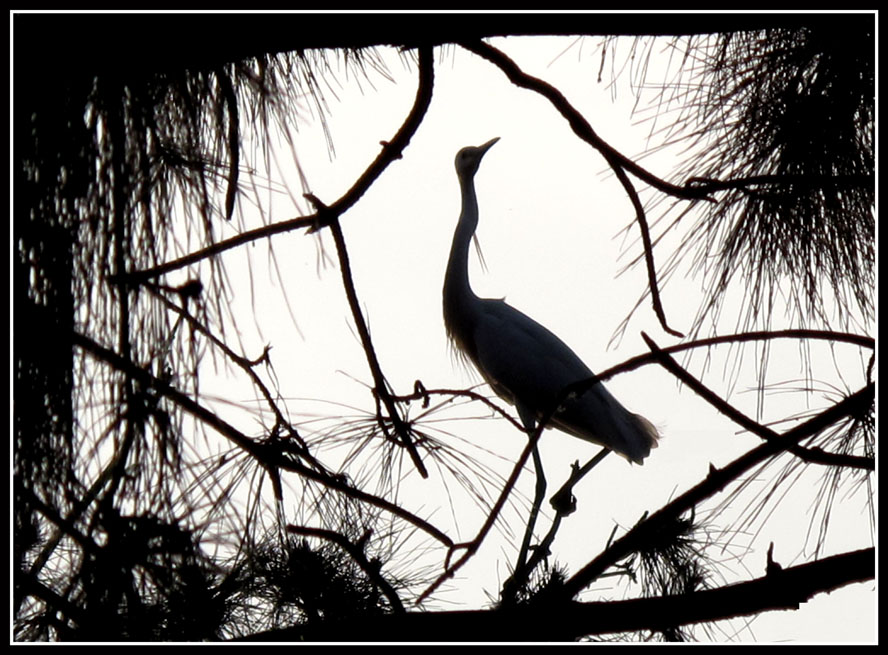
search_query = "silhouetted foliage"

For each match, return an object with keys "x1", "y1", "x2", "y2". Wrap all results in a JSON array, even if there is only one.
[{"x1": 13, "y1": 12, "x2": 873, "y2": 643}]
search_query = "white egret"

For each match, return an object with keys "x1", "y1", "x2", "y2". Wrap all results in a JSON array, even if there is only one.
[{"x1": 443, "y1": 138, "x2": 659, "y2": 464}]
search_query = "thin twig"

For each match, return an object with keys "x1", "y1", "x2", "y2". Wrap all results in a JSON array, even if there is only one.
[
  {"x1": 610, "y1": 162, "x2": 684, "y2": 337},
  {"x1": 323, "y1": 208, "x2": 428, "y2": 479},
  {"x1": 147, "y1": 284, "x2": 332, "y2": 477},
  {"x1": 216, "y1": 65, "x2": 240, "y2": 221},
  {"x1": 504, "y1": 447, "x2": 611, "y2": 601},
  {"x1": 392, "y1": 385, "x2": 527, "y2": 432},
  {"x1": 549, "y1": 448, "x2": 612, "y2": 517}
]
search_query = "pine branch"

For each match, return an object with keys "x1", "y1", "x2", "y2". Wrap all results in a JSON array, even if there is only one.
[
  {"x1": 70, "y1": 331, "x2": 453, "y2": 548},
  {"x1": 125, "y1": 45, "x2": 435, "y2": 284},
  {"x1": 240, "y1": 547, "x2": 873, "y2": 641}
]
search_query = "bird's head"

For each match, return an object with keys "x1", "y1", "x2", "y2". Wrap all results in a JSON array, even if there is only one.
[{"x1": 454, "y1": 137, "x2": 499, "y2": 178}]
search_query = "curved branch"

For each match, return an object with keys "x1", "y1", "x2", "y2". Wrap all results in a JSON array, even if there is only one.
[
  {"x1": 610, "y1": 160, "x2": 684, "y2": 336},
  {"x1": 126, "y1": 45, "x2": 435, "y2": 284},
  {"x1": 640, "y1": 333, "x2": 874, "y2": 471},
  {"x1": 566, "y1": 328, "x2": 874, "y2": 402},
  {"x1": 458, "y1": 40, "x2": 701, "y2": 337},
  {"x1": 457, "y1": 40, "x2": 709, "y2": 200}
]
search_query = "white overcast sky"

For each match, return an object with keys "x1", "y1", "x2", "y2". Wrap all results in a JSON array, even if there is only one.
[{"x1": 189, "y1": 35, "x2": 874, "y2": 643}]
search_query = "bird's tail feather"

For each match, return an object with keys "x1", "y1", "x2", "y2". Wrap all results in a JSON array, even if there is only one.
[
  {"x1": 552, "y1": 399, "x2": 660, "y2": 465},
  {"x1": 630, "y1": 412, "x2": 660, "y2": 460},
  {"x1": 607, "y1": 410, "x2": 660, "y2": 465}
]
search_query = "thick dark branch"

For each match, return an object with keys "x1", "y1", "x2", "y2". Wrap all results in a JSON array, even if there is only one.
[
  {"x1": 25, "y1": 13, "x2": 867, "y2": 85},
  {"x1": 23, "y1": 13, "x2": 872, "y2": 92},
  {"x1": 18, "y1": 485, "x2": 101, "y2": 557},
  {"x1": 242, "y1": 547, "x2": 873, "y2": 641},
  {"x1": 18, "y1": 578, "x2": 90, "y2": 636}
]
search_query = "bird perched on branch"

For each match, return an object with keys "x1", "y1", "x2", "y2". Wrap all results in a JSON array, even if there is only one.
[{"x1": 443, "y1": 137, "x2": 659, "y2": 464}]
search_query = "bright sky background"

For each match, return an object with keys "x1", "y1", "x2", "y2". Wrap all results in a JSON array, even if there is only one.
[{"x1": 186, "y1": 36, "x2": 874, "y2": 643}]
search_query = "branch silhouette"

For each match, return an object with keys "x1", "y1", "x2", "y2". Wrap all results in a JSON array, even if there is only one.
[
  {"x1": 146, "y1": 284, "x2": 332, "y2": 477},
  {"x1": 458, "y1": 39, "x2": 694, "y2": 338},
  {"x1": 318, "y1": 201, "x2": 428, "y2": 478},
  {"x1": 124, "y1": 46, "x2": 435, "y2": 285},
  {"x1": 639, "y1": 332, "x2": 874, "y2": 470},
  {"x1": 71, "y1": 331, "x2": 453, "y2": 548},
  {"x1": 241, "y1": 546, "x2": 873, "y2": 641}
]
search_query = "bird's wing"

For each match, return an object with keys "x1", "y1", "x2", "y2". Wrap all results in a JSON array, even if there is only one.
[
  {"x1": 471, "y1": 299, "x2": 658, "y2": 463},
  {"x1": 471, "y1": 299, "x2": 595, "y2": 415}
]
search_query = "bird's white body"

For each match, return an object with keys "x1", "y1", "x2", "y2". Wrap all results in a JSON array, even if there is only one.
[{"x1": 443, "y1": 138, "x2": 659, "y2": 464}]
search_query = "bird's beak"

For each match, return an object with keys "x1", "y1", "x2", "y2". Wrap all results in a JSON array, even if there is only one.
[{"x1": 478, "y1": 137, "x2": 500, "y2": 155}]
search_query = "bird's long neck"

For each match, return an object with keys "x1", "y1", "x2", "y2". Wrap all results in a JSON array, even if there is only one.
[
  {"x1": 444, "y1": 173, "x2": 480, "y2": 310},
  {"x1": 443, "y1": 172, "x2": 481, "y2": 351}
]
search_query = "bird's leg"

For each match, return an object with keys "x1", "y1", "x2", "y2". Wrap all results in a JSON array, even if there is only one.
[
  {"x1": 504, "y1": 447, "x2": 612, "y2": 604},
  {"x1": 515, "y1": 429, "x2": 547, "y2": 578}
]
